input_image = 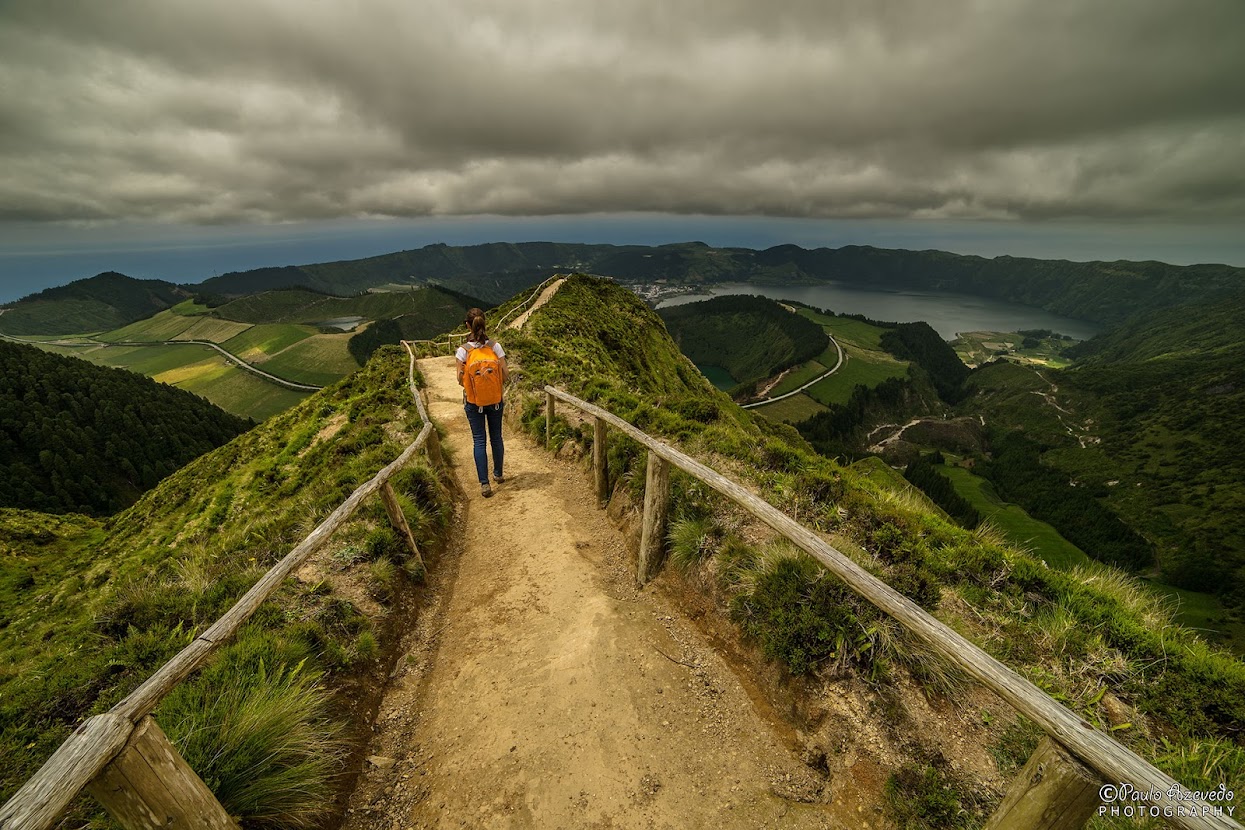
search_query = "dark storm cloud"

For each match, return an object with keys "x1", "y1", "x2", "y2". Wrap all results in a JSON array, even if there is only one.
[{"x1": 1, "y1": 0, "x2": 1242, "y2": 224}]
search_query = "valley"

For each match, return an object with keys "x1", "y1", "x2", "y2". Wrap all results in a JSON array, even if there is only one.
[{"x1": 2, "y1": 269, "x2": 1243, "y2": 829}]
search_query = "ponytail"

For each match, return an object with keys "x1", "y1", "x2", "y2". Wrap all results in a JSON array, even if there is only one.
[{"x1": 466, "y1": 307, "x2": 487, "y2": 344}]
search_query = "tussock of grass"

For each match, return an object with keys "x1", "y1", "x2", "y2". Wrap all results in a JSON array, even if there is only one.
[
  {"x1": 666, "y1": 516, "x2": 720, "y2": 572},
  {"x1": 159, "y1": 644, "x2": 345, "y2": 828}
]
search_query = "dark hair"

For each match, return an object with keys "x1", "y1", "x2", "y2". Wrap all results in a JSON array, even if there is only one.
[{"x1": 466, "y1": 307, "x2": 487, "y2": 343}]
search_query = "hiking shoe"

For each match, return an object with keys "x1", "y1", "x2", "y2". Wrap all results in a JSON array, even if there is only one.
[
  {"x1": 481, "y1": 483, "x2": 493, "y2": 498},
  {"x1": 493, "y1": 473, "x2": 505, "y2": 484}
]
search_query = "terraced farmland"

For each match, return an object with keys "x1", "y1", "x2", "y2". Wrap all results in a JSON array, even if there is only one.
[
  {"x1": 28, "y1": 341, "x2": 307, "y2": 420},
  {"x1": 223, "y1": 324, "x2": 317, "y2": 361},
  {"x1": 169, "y1": 316, "x2": 253, "y2": 343},
  {"x1": 260, "y1": 333, "x2": 360, "y2": 386}
]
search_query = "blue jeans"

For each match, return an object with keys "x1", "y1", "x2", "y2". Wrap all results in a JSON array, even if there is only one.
[{"x1": 464, "y1": 401, "x2": 504, "y2": 485}]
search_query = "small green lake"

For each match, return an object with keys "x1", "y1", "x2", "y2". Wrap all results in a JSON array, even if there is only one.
[{"x1": 696, "y1": 364, "x2": 736, "y2": 391}]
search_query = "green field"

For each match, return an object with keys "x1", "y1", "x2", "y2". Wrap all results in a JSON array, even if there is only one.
[
  {"x1": 171, "y1": 317, "x2": 253, "y2": 343},
  {"x1": 96, "y1": 308, "x2": 254, "y2": 344},
  {"x1": 99, "y1": 310, "x2": 198, "y2": 342},
  {"x1": 170, "y1": 300, "x2": 212, "y2": 316},
  {"x1": 752, "y1": 311, "x2": 908, "y2": 419},
  {"x1": 260, "y1": 333, "x2": 360, "y2": 386},
  {"x1": 796, "y1": 308, "x2": 889, "y2": 350},
  {"x1": 223, "y1": 323, "x2": 316, "y2": 361},
  {"x1": 805, "y1": 343, "x2": 909, "y2": 406},
  {"x1": 939, "y1": 464, "x2": 1092, "y2": 570},
  {"x1": 751, "y1": 393, "x2": 828, "y2": 423},
  {"x1": 30, "y1": 341, "x2": 308, "y2": 421},
  {"x1": 769, "y1": 358, "x2": 828, "y2": 396}
]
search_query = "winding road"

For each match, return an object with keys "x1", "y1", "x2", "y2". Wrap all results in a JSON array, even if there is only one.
[
  {"x1": 0, "y1": 332, "x2": 322, "y2": 392},
  {"x1": 741, "y1": 333, "x2": 843, "y2": 410}
]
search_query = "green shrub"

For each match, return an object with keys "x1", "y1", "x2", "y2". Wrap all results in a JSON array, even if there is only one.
[
  {"x1": 732, "y1": 552, "x2": 880, "y2": 677},
  {"x1": 884, "y1": 764, "x2": 976, "y2": 830}
]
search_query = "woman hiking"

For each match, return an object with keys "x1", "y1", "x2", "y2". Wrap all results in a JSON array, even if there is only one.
[{"x1": 456, "y1": 308, "x2": 508, "y2": 497}]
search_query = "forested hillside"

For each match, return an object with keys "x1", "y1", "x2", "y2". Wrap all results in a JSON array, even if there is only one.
[
  {"x1": 0, "y1": 340, "x2": 253, "y2": 514},
  {"x1": 1061, "y1": 295, "x2": 1245, "y2": 596},
  {"x1": 0, "y1": 272, "x2": 190, "y2": 335},
  {"x1": 658, "y1": 295, "x2": 827, "y2": 391},
  {"x1": 191, "y1": 240, "x2": 1245, "y2": 326}
]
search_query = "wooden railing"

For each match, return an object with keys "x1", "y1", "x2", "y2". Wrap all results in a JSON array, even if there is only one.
[
  {"x1": 544, "y1": 385, "x2": 1242, "y2": 830},
  {"x1": 0, "y1": 346, "x2": 441, "y2": 830}
]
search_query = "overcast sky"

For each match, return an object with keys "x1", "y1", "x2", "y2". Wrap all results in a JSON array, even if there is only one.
[{"x1": 1, "y1": 0, "x2": 1243, "y2": 295}]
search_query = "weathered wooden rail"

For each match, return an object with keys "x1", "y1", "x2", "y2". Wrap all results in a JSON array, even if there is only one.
[
  {"x1": 544, "y1": 385, "x2": 1242, "y2": 830},
  {"x1": 0, "y1": 347, "x2": 440, "y2": 830}
]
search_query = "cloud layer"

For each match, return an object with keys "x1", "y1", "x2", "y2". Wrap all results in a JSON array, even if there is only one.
[{"x1": 2, "y1": 0, "x2": 1242, "y2": 224}]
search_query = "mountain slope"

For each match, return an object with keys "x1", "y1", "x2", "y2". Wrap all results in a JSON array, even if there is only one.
[
  {"x1": 503, "y1": 274, "x2": 1244, "y2": 823},
  {"x1": 0, "y1": 346, "x2": 454, "y2": 825},
  {"x1": 658, "y1": 294, "x2": 829, "y2": 392},
  {"x1": 194, "y1": 241, "x2": 1245, "y2": 326},
  {"x1": 0, "y1": 272, "x2": 190, "y2": 335},
  {"x1": 0, "y1": 340, "x2": 253, "y2": 514}
]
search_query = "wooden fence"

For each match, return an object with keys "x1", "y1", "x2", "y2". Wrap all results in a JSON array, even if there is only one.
[
  {"x1": 0, "y1": 345, "x2": 441, "y2": 830},
  {"x1": 544, "y1": 385, "x2": 1242, "y2": 830}
]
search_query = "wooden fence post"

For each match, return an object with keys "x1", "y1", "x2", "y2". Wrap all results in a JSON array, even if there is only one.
[
  {"x1": 638, "y1": 452, "x2": 671, "y2": 586},
  {"x1": 593, "y1": 416, "x2": 608, "y2": 504},
  {"x1": 424, "y1": 425, "x2": 446, "y2": 471},
  {"x1": 984, "y1": 736, "x2": 1101, "y2": 830},
  {"x1": 380, "y1": 481, "x2": 426, "y2": 574},
  {"x1": 86, "y1": 716, "x2": 238, "y2": 829},
  {"x1": 546, "y1": 391, "x2": 555, "y2": 449}
]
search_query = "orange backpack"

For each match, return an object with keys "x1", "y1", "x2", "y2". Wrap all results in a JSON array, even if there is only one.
[{"x1": 463, "y1": 342, "x2": 503, "y2": 408}]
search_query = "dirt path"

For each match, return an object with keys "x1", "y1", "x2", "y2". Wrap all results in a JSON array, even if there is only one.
[
  {"x1": 340, "y1": 357, "x2": 856, "y2": 829},
  {"x1": 506, "y1": 277, "x2": 566, "y2": 330}
]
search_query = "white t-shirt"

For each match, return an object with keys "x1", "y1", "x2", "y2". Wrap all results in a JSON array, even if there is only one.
[{"x1": 455, "y1": 339, "x2": 505, "y2": 363}]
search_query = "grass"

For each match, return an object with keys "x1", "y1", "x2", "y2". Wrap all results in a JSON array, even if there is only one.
[
  {"x1": 751, "y1": 393, "x2": 828, "y2": 423},
  {"x1": 805, "y1": 342, "x2": 909, "y2": 406},
  {"x1": 98, "y1": 309, "x2": 199, "y2": 342},
  {"x1": 261, "y1": 334, "x2": 360, "y2": 386},
  {"x1": 795, "y1": 307, "x2": 890, "y2": 350},
  {"x1": 171, "y1": 316, "x2": 254, "y2": 343},
  {"x1": 0, "y1": 348, "x2": 454, "y2": 824},
  {"x1": 768, "y1": 359, "x2": 828, "y2": 396},
  {"x1": 224, "y1": 324, "x2": 318, "y2": 361},
  {"x1": 170, "y1": 300, "x2": 212, "y2": 316},
  {"x1": 939, "y1": 464, "x2": 1092, "y2": 570},
  {"x1": 31, "y1": 341, "x2": 309, "y2": 421}
]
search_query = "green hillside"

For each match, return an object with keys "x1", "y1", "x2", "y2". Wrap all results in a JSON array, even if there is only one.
[
  {"x1": 962, "y1": 292, "x2": 1245, "y2": 607},
  {"x1": 32, "y1": 341, "x2": 310, "y2": 422},
  {"x1": 0, "y1": 347, "x2": 453, "y2": 826},
  {"x1": 658, "y1": 295, "x2": 828, "y2": 393},
  {"x1": 6, "y1": 274, "x2": 1244, "y2": 828},
  {"x1": 502, "y1": 275, "x2": 1245, "y2": 825},
  {"x1": 0, "y1": 273, "x2": 190, "y2": 335},
  {"x1": 0, "y1": 340, "x2": 253, "y2": 515}
]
